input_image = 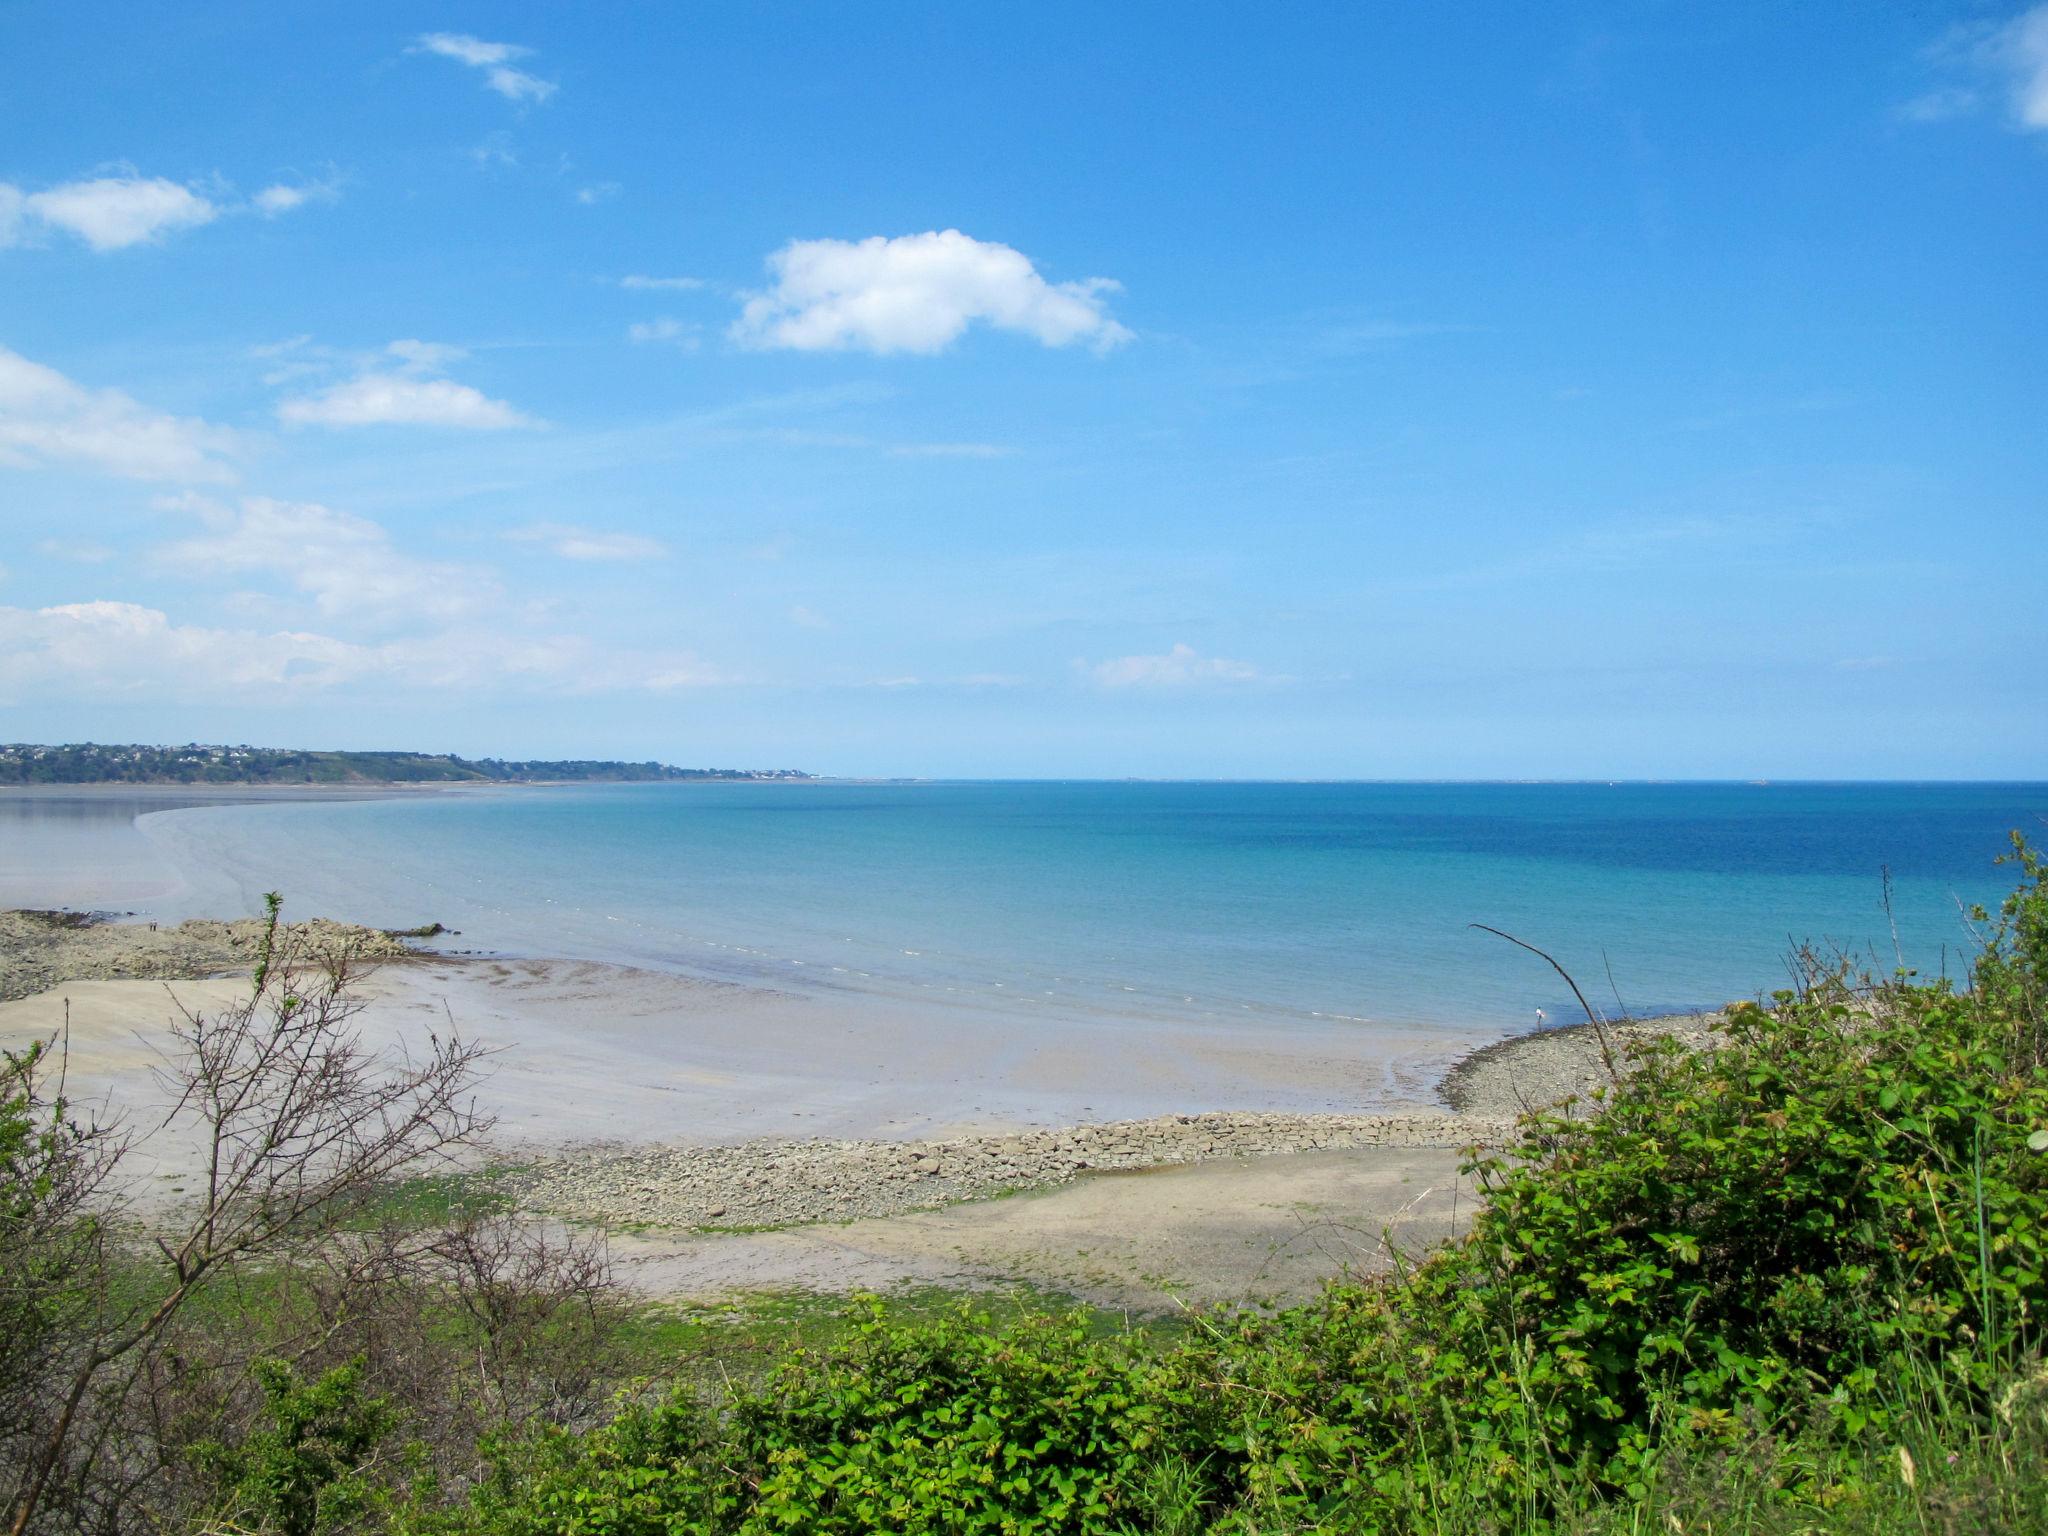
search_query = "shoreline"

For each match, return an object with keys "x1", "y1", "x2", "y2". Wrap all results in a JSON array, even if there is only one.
[
  {"x1": 0, "y1": 907, "x2": 1701, "y2": 1309},
  {"x1": 0, "y1": 904, "x2": 1694, "y2": 1128},
  {"x1": 1439, "y1": 1008, "x2": 1725, "y2": 1115}
]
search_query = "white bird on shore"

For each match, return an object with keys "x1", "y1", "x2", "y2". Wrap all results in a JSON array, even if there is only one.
[{"x1": 1535, "y1": 1007, "x2": 1547, "y2": 1029}]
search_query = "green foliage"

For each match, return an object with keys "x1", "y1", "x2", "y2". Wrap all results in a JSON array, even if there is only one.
[
  {"x1": 1, "y1": 1037, "x2": 113, "y2": 1463},
  {"x1": 1970, "y1": 831, "x2": 2048, "y2": 1052},
  {"x1": 437, "y1": 1307, "x2": 1233, "y2": 1535},
  {"x1": 191, "y1": 1358, "x2": 403, "y2": 1536}
]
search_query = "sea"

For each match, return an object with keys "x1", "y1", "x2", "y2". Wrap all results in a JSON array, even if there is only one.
[{"x1": 7, "y1": 780, "x2": 2044, "y2": 1043}]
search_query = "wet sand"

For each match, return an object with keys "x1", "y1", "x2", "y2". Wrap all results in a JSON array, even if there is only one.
[
  {"x1": 0, "y1": 785, "x2": 427, "y2": 911},
  {"x1": 0, "y1": 919, "x2": 1650, "y2": 1311}
]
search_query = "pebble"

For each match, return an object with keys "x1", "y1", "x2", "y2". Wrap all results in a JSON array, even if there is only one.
[{"x1": 508, "y1": 1108, "x2": 1513, "y2": 1233}]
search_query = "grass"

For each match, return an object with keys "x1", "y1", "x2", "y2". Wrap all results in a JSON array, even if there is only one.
[
  {"x1": 617, "y1": 1280, "x2": 1158, "y2": 1389},
  {"x1": 347, "y1": 1168, "x2": 520, "y2": 1229}
]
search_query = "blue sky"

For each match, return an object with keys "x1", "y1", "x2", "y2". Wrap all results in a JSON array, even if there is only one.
[{"x1": 1, "y1": 2, "x2": 2043, "y2": 777}]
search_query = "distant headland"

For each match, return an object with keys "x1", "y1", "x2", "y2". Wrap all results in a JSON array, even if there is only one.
[{"x1": 0, "y1": 743, "x2": 813, "y2": 787}]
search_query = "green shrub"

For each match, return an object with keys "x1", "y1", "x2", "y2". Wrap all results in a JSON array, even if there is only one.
[{"x1": 191, "y1": 1358, "x2": 402, "y2": 1536}]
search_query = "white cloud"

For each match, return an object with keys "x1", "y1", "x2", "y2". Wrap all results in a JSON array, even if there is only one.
[
  {"x1": 641, "y1": 658, "x2": 729, "y2": 690},
  {"x1": 2, "y1": 175, "x2": 218, "y2": 251},
  {"x1": 2, "y1": 497, "x2": 734, "y2": 705},
  {"x1": 0, "y1": 171, "x2": 327, "y2": 249},
  {"x1": 627, "y1": 317, "x2": 700, "y2": 348},
  {"x1": 0, "y1": 600, "x2": 732, "y2": 702},
  {"x1": 416, "y1": 32, "x2": 557, "y2": 103},
  {"x1": 1998, "y1": 4, "x2": 2048, "y2": 128},
  {"x1": 505, "y1": 523, "x2": 668, "y2": 562},
  {"x1": 417, "y1": 32, "x2": 521, "y2": 67},
  {"x1": 279, "y1": 376, "x2": 535, "y2": 429},
  {"x1": 253, "y1": 184, "x2": 308, "y2": 213},
  {"x1": 275, "y1": 339, "x2": 538, "y2": 430},
  {"x1": 1911, "y1": 6, "x2": 2048, "y2": 131},
  {"x1": 0, "y1": 601, "x2": 380, "y2": 698},
  {"x1": 1088, "y1": 643, "x2": 1269, "y2": 689},
  {"x1": 574, "y1": 182, "x2": 620, "y2": 205},
  {"x1": 732, "y1": 230, "x2": 1133, "y2": 354},
  {"x1": 384, "y1": 337, "x2": 466, "y2": 371},
  {"x1": 155, "y1": 495, "x2": 499, "y2": 625},
  {"x1": 619, "y1": 273, "x2": 704, "y2": 292},
  {"x1": 0, "y1": 345, "x2": 236, "y2": 481},
  {"x1": 469, "y1": 133, "x2": 520, "y2": 169},
  {"x1": 253, "y1": 178, "x2": 340, "y2": 215},
  {"x1": 886, "y1": 441, "x2": 1014, "y2": 459},
  {"x1": 1900, "y1": 86, "x2": 1982, "y2": 122}
]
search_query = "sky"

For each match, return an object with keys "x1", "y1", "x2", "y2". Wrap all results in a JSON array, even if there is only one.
[{"x1": 1, "y1": 2, "x2": 2044, "y2": 779}]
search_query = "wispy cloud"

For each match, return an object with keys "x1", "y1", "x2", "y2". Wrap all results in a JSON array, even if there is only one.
[
  {"x1": 155, "y1": 494, "x2": 500, "y2": 625},
  {"x1": 0, "y1": 599, "x2": 734, "y2": 703},
  {"x1": 276, "y1": 339, "x2": 540, "y2": 430},
  {"x1": 1900, "y1": 85, "x2": 1982, "y2": 123},
  {"x1": 1908, "y1": 4, "x2": 2048, "y2": 132},
  {"x1": 618, "y1": 273, "x2": 705, "y2": 292},
  {"x1": 253, "y1": 176, "x2": 342, "y2": 215},
  {"x1": 0, "y1": 169, "x2": 334, "y2": 251},
  {"x1": 505, "y1": 523, "x2": 668, "y2": 562},
  {"x1": 1, "y1": 174, "x2": 217, "y2": 251},
  {"x1": 415, "y1": 32, "x2": 557, "y2": 103},
  {"x1": 886, "y1": 441, "x2": 1015, "y2": 459},
  {"x1": 0, "y1": 601, "x2": 380, "y2": 698},
  {"x1": 0, "y1": 345, "x2": 236, "y2": 481},
  {"x1": 1086, "y1": 642, "x2": 1271, "y2": 689},
  {"x1": 1996, "y1": 4, "x2": 2048, "y2": 128},
  {"x1": 627, "y1": 317, "x2": 701, "y2": 349},
  {"x1": 733, "y1": 230, "x2": 1132, "y2": 354}
]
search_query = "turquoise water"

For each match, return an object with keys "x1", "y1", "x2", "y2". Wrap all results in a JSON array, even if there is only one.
[{"x1": 120, "y1": 780, "x2": 2047, "y2": 1041}]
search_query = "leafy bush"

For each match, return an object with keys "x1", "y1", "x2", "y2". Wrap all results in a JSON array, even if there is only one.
[{"x1": 190, "y1": 1359, "x2": 401, "y2": 1536}]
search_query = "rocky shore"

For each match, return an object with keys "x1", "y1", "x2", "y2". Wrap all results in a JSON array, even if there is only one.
[
  {"x1": 1438, "y1": 1009, "x2": 1725, "y2": 1116},
  {"x1": 0, "y1": 909, "x2": 424, "y2": 1004},
  {"x1": 510, "y1": 1108, "x2": 1513, "y2": 1231}
]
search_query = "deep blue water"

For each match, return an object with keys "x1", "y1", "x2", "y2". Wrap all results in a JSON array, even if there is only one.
[{"x1": 131, "y1": 780, "x2": 2046, "y2": 1039}]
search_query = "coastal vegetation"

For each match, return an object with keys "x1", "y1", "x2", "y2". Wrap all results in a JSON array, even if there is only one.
[
  {"x1": 0, "y1": 744, "x2": 811, "y2": 787},
  {"x1": 4, "y1": 846, "x2": 2046, "y2": 1533}
]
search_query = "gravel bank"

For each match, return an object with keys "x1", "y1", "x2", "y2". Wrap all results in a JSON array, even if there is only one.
[
  {"x1": 0, "y1": 909, "x2": 424, "y2": 1004},
  {"x1": 511, "y1": 1108, "x2": 1512, "y2": 1231},
  {"x1": 1438, "y1": 1010, "x2": 1725, "y2": 1117}
]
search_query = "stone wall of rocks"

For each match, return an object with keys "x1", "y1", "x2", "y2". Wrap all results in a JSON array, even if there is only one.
[{"x1": 511, "y1": 1108, "x2": 1512, "y2": 1231}]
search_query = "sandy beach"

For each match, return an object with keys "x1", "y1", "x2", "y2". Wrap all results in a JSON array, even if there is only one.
[{"x1": 0, "y1": 905, "x2": 1664, "y2": 1311}]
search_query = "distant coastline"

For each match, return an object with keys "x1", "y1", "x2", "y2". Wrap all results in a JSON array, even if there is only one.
[{"x1": 0, "y1": 742, "x2": 813, "y2": 789}]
